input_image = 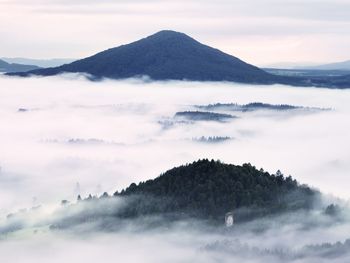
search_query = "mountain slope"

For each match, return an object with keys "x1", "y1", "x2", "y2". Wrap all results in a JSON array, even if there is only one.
[
  {"x1": 9, "y1": 30, "x2": 279, "y2": 84},
  {"x1": 0, "y1": 59, "x2": 40, "y2": 73}
]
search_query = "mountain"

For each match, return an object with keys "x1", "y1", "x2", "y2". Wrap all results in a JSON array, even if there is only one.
[
  {"x1": 7, "y1": 30, "x2": 350, "y2": 88},
  {"x1": 8, "y1": 30, "x2": 281, "y2": 84},
  {"x1": 1, "y1": 57, "x2": 76, "y2": 68},
  {"x1": 0, "y1": 59, "x2": 40, "y2": 73}
]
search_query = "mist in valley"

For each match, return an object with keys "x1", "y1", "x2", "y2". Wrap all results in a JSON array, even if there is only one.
[{"x1": 0, "y1": 74, "x2": 350, "y2": 262}]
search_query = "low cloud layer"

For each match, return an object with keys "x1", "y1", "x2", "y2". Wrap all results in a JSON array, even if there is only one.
[
  {"x1": 0, "y1": 75, "x2": 350, "y2": 262},
  {"x1": 1, "y1": 196, "x2": 350, "y2": 263}
]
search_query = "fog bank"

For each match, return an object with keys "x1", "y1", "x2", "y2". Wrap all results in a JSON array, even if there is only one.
[{"x1": 1, "y1": 74, "x2": 350, "y2": 262}]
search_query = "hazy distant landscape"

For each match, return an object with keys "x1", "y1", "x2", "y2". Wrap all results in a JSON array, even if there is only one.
[{"x1": 1, "y1": 0, "x2": 350, "y2": 262}]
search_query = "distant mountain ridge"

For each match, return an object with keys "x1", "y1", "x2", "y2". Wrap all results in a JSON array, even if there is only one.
[
  {"x1": 0, "y1": 59, "x2": 40, "y2": 73},
  {"x1": 300, "y1": 60, "x2": 350, "y2": 70},
  {"x1": 263, "y1": 60, "x2": 350, "y2": 71},
  {"x1": 1, "y1": 57, "x2": 76, "y2": 68}
]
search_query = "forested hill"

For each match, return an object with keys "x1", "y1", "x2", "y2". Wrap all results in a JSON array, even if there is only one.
[{"x1": 115, "y1": 160, "x2": 317, "y2": 222}]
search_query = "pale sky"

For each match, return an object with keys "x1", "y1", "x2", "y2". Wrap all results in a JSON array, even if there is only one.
[{"x1": 1, "y1": 0, "x2": 350, "y2": 65}]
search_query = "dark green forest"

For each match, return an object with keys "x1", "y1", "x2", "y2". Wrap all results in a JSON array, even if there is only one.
[{"x1": 114, "y1": 159, "x2": 318, "y2": 222}]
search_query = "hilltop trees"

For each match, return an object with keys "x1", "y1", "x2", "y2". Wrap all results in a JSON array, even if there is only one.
[{"x1": 114, "y1": 159, "x2": 317, "y2": 222}]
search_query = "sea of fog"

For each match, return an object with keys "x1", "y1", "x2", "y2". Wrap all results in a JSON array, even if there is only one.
[{"x1": 0, "y1": 74, "x2": 350, "y2": 262}]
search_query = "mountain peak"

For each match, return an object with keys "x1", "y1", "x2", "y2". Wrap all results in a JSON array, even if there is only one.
[
  {"x1": 151, "y1": 30, "x2": 186, "y2": 36},
  {"x1": 144, "y1": 30, "x2": 196, "y2": 43}
]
